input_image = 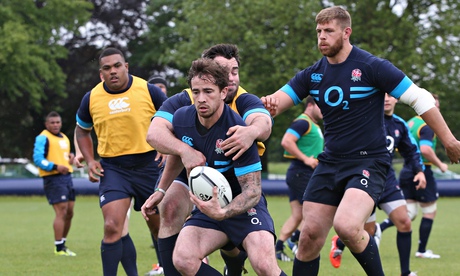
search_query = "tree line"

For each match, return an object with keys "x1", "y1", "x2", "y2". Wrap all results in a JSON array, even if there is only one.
[{"x1": 1, "y1": 0, "x2": 459, "y2": 166}]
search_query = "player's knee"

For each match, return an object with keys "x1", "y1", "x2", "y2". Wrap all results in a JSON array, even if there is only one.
[
  {"x1": 394, "y1": 215, "x2": 412, "y2": 232},
  {"x1": 406, "y1": 202, "x2": 418, "y2": 221},
  {"x1": 173, "y1": 250, "x2": 196, "y2": 274},
  {"x1": 251, "y1": 256, "x2": 277, "y2": 276},
  {"x1": 103, "y1": 219, "x2": 122, "y2": 238}
]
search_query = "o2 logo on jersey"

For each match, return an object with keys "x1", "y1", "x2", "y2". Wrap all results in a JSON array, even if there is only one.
[
  {"x1": 386, "y1": 135, "x2": 395, "y2": 153},
  {"x1": 311, "y1": 85, "x2": 378, "y2": 111}
]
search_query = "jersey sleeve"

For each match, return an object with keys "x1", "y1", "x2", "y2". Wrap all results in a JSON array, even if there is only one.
[
  {"x1": 76, "y1": 91, "x2": 93, "y2": 130},
  {"x1": 33, "y1": 135, "x2": 54, "y2": 171},
  {"x1": 419, "y1": 125, "x2": 435, "y2": 147},
  {"x1": 155, "y1": 91, "x2": 192, "y2": 123},
  {"x1": 396, "y1": 119, "x2": 425, "y2": 174},
  {"x1": 369, "y1": 58, "x2": 412, "y2": 98},
  {"x1": 147, "y1": 83, "x2": 168, "y2": 110},
  {"x1": 234, "y1": 93, "x2": 272, "y2": 122},
  {"x1": 226, "y1": 111, "x2": 262, "y2": 176},
  {"x1": 285, "y1": 119, "x2": 311, "y2": 139}
]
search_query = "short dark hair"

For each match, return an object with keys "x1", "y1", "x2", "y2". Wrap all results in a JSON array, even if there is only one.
[
  {"x1": 201, "y1": 44, "x2": 240, "y2": 66},
  {"x1": 316, "y1": 6, "x2": 351, "y2": 30},
  {"x1": 45, "y1": 111, "x2": 60, "y2": 121},
  {"x1": 148, "y1": 75, "x2": 167, "y2": 87},
  {"x1": 187, "y1": 58, "x2": 229, "y2": 91},
  {"x1": 99, "y1": 47, "x2": 125, "y2": 63}
]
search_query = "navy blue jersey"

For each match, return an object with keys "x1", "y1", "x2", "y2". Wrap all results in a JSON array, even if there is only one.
[
  {"x1": 384, "y1": 114, "x2": 424, "y2": 185},
  {"x1": 280, "y1": 46, "x2": 413, "y2": 157},
  {"x1": 155, "y1": 87, "x2": 269, "y2": 123},
  {"x1": 172, "y1": 104, "x2": 261, "y2": 196}
]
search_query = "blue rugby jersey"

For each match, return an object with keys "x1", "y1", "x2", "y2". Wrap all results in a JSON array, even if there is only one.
[
  {"x1": 172, "y1": 104, "x2": 262, "y2": 197},
  {"x1": 155, "y1": 87, "x2": 270, "y2": 124},
  {"x1": 280, "y1": 46, "x2": 413, "y2": 157},
  {"x1": 384, "y1": 114, "x2": 424, "y2": 184}
]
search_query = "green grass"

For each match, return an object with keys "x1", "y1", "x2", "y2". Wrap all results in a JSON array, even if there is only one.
[{"x1": 1, "y1": 195, "x2": 460, "y2": 275}]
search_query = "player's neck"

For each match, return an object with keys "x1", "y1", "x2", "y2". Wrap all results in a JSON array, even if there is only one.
[
  {"x1": 326, "y1": 44, "x2": 353, "y2": 64},
  {"x1": 198, "y1": 104, "x2": 224, "y2": 129}
]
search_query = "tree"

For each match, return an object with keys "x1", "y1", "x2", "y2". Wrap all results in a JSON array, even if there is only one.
[
  {"x1": 138, "y1": 0, "x2": 460, "y2": 163},
  {"x1": 0, "y1": 0, "x2": 92, "y2": 157}
]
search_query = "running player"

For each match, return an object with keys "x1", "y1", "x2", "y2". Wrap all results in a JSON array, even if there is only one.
[{"x1": 261, "y1": 6, "x2": 460, "y2": 275}]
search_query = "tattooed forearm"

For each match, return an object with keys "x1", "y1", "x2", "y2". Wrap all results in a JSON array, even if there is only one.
[{"x1": 223, "y1": 171, "x2": 262, "y2": 219}]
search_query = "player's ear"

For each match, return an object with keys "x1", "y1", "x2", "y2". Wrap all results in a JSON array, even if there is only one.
[{"x1": 221, "y1": 87, "x2": 228, "y2": 101}]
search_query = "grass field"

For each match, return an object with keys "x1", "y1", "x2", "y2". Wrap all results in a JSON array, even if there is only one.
[{"x1": 1, "y1": 195, "x2": 459, "y2": 275}]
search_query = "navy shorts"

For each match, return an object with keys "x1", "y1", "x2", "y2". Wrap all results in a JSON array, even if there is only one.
[
  {"x1": 286, "y1": 166, "x2": 313, "y2": 203},
  {"x1": 400, "y1": 165, "x2": 438, "y2": 202},
  {"x1": 99, "y1": 152, "x2": 162, "y2": 211},
  {"x1": 303, "y1": 153, "x2": 391, "y2": 206},
  {"x1": 377, "y1": 171, "x2": 405, "y2": 205},
  {"x1": 184, "y1": 195, "x2": 276, "y2": 251},
  {"x1": 43, "y1": 174, "x2": 75, "y2": 205}
]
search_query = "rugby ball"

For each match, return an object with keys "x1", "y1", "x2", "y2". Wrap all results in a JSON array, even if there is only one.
[{"x1": 189, "y1": 166, "x2": 233, "y2": 207}]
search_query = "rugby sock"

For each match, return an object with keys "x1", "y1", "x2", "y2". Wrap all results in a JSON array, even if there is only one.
[
  {"x1": 220, "y1": 250, "x2": 247, "y2": 276},
  {"x1": 120, "y1": 234, "x2": 138, "y2": 276},
  {"x1": 275, "y1": 239, "x2": 285, "y2": 251},
  {"x1": 418, "y1": 217, "x2": 433, "y2": 253},
  {"x1": 55, "y1": 240, "x2": 65, "y2": 252},
  {"x1": 101, "y1": 239, "x2": 123, "y2": 276},
  {"x1": 292, "y1": 256, "x2": 319, "y2": 275},
  {"x1": 152, "y1": 237, "x2": 162, "y2": 266},
  {"x1": 379, "y1": 218, "x2": 394, "y2": 232},
  {"x1": 336, "y1": 237, "x2": 346, "y2": 251},
  {"x1": 158, "y1": 234, "x2": 181, "y2": 276},
  {"x1": 351, "y1": 234, "x2": 384, "y2": 276},
  {"x1": 279, "y1": 271, "x2": 287, "y2": 276},
  {"x1": 196, "y1": 262, "x2": 221, "y2": 275},
  {"x1": 397, "y1": 231, "x2": 412, "y2": 276},
  {"x1": 291, "y1": 230, "x2": 300, "y2": 243}
]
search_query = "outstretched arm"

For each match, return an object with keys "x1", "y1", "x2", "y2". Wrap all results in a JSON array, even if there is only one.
[
  {"x1": 222, "y1": 113, "x2": 272, "y2": 160},
  {"x1": 420, "y1": 108, "x2": 460, "y2": 164},
  {"x1": 261, "y1": 90, "x2": 295, "y2": 117},
  {"x1": 146, "y1": 117, "x2": 206, "y2": 171},
  {"x1": 141, "y1": 155, "x2": 184, "y2": 220}
]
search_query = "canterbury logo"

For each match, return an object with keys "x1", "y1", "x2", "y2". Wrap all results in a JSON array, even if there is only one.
[
  {"x1": 182, "y1": 136, "x2": 193, "y2": 146},
  {"x1": 108, "y1": 97, "x2": 131, "y2": 114},
  {"x1": 311, "y1": 73, "x2": 323, "y2": 82},
  {"x1": 109, "y1": 97, "x2": 130, "y2": 110}
]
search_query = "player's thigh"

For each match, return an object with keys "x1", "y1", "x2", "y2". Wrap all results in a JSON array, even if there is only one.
[
  {"x1": 243, "y1": 231, "x2": 277, "y2": 266},
  {"x1": 301, "y1": 201, "x2": 335, "y2": 238},
  {"x1": 334, "y1": 188, "x2": 375, "y2": 231},
  {"x1": 158, "y1": 182, "x2": 193, "y2": 220},
  {"x1": 101, "y1": 197, "x2": 132, "y2": 227},
  {"x1": 174, "y1": 226, "x2": 227, "y2": 260}
]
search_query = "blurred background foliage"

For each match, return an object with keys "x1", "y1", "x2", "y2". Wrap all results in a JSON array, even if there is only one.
[{"x1": 1, "y1": 0, "x2": 459, "y2": 169}]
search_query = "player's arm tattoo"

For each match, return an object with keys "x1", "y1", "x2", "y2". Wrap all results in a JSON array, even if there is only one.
[{"x1": 224, "y1": 171, "x2": 262, "y2": 219}]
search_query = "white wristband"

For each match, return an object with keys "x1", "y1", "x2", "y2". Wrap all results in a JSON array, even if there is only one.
[{"x1": 155, "y1": 188, "x2": 166, "y2": 195}]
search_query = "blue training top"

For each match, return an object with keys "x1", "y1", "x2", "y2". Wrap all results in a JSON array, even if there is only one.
[
  {"x1": 280, "y1": 46, "x2": 413, "y2": 157},
  {"x1": 172, "y1": 104, "x2": 261, "y2": 197}
]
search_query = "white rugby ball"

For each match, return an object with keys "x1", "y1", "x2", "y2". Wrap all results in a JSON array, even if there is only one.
[{"x1": 189, "y1": 166, "x2": 233, "y2": 207}]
